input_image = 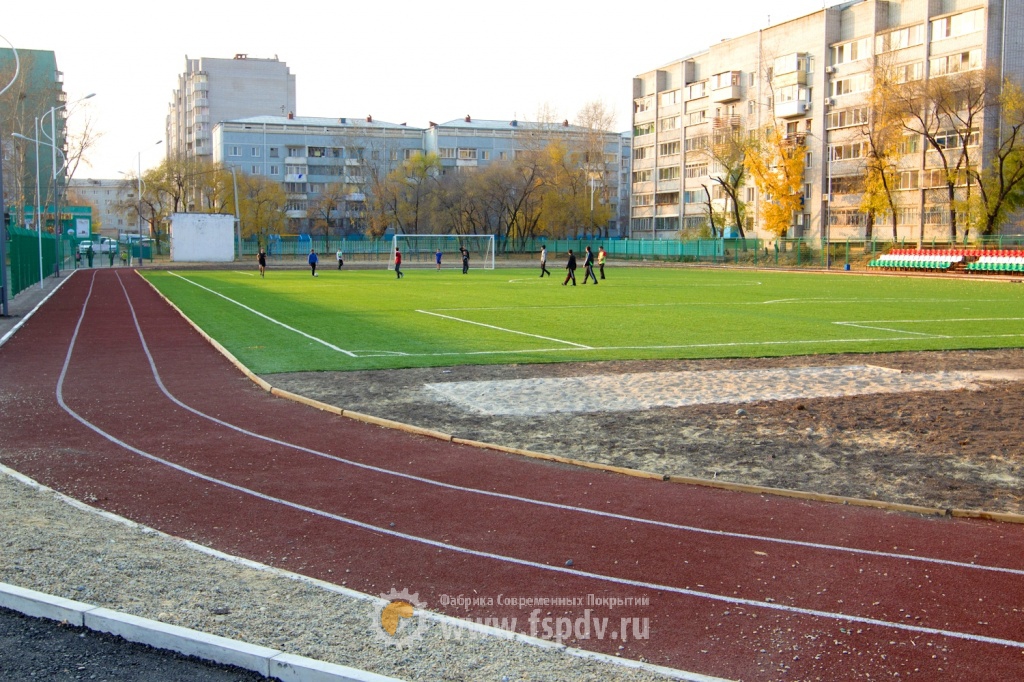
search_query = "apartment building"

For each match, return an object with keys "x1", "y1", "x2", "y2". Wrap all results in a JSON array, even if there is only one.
[
  {"x1": 212, "y1": 115, "x2": 423, "y2": 233},
  {"x1": 68, "y1": 178, "x2": 135, "y2": 235},
  {"x1": 423, "y1": 116, "x2": 623, "y2": 235},
  {"x1": 167, "y1": 54, "x2": 297, "y2": 166},
  {"x1": 214, "y1": 115, "x2": 625, "y2": 236},
  {"x1": 631, "y1": 0, "x2": 1024, "y2": 242}
]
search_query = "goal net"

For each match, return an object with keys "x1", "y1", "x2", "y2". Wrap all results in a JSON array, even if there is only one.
[{"x1": 390, "y1": 234, "x2": 496, "y2": 270}]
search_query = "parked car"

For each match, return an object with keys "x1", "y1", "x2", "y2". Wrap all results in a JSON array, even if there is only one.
[{"x1": 79, "y1": 238, "x2": 117, "y2": 254}]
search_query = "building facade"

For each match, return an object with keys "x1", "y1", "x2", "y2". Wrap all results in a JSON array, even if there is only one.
[
  {"x1": 68, "y1": 178, "x2": 135, "y2": 236},
  {"x1": 213, "y1": 115, "x2": 423, "y2": 233},
  {"x1": 631, "y1": 0, "x2": 1024, "y2": 242},
  {"x1": 0, "y1": 48, "x2": 67, "y2": 229},
  {"x1": 167, "y1": 54, "x2": 297, "y2": 166},
  {"x1": 214, "y1": 115, "x2": 624, "y2": 236}
]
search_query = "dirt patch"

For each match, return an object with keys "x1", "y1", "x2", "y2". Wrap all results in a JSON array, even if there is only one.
[{"x1": 268, "y1": 349, "x2": 1024, "y2": 515}]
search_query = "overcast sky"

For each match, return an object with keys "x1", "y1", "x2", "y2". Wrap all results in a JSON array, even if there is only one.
[{"x1": 4, "y1": 0, "x2": 841, "y2": 178}]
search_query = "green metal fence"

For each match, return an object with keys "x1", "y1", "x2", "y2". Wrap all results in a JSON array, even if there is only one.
[{"x1": 6, "y1": 226, "x2": 56, "y2": 297}]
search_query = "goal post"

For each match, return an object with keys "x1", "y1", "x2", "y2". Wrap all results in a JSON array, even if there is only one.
[{"x1": 390, "y1": 234, "x2": 496, "y2": 270}]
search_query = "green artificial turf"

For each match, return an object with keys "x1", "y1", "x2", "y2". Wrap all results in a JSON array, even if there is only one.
[{"x1": 141, "y1": 267, "x2": 1024, "y2": 374}]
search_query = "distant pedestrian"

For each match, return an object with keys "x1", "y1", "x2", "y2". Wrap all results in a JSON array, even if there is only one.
[
  {"x1": 597, "y1": 246, "x2": 607, "y2": 280},
  {"x1": 582, "y1": 246, "x2": 598, "y2": 284},
  {"x1": 258, "y1": 248, "x2": 267, "y2": 277},
  {"x1": 75, "y1": 250, "x2": 82, "y2": 268},
  {"x1": 336, "y1": 248, "x2": 344, "y2": 269},
  {"x1": 435, "y1": 248, "x2": 443, "y2": 270},
  {"x1": 394, "y1": 247, "x2": 403, "y2": 279},
  {"x1": 563, "y1": 249, "x2": 577, "y2": 286},
  {"x1": 540, "y1": 245, "x2": 551, "y2": 277},
  {"x1": 460, "y1": 246, "x2": 470, "y2": 274},
  {"x1": 308, "y1": 249, "x2": 319, "y2": 276}
]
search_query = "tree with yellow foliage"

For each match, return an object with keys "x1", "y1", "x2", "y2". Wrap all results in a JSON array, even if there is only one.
[{"x1": 745, "y1": 126, "x2": 806, "y2": 239}]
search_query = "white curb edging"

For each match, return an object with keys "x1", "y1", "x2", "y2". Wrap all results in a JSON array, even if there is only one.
[{"x1": 0, "y1": 582, "x2": 403, "y2": 682}]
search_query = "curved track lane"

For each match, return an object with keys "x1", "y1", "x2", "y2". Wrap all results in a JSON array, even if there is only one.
[{"x1": 2, "y1": 269, "x2": 1023, "y2": 680}]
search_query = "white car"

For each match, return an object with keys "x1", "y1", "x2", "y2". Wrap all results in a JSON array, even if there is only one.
[{"x1": 79, "y1": 238, "x2": 118, "y2": 254}]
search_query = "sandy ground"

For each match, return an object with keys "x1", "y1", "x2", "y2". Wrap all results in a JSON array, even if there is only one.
[{"x1": 269, "y1": 348, "x2": 1024, "y2": 516}]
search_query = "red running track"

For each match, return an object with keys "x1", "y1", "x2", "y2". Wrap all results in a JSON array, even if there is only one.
[{"x1": 1, "y1": 269, "x2": 1023, "y2": 681}]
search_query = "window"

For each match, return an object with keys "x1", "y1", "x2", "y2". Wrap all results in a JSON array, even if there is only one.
[
  {"x1": 632, "y1": 169, "x2": 652, "y2": 183},
  {"x1": 831, "y1": 38, "x2": 871, "y2": 65},
  {"x1": 684, "y1": 162, "x2": 708, "y2": 179},
  {"x1": 480, "y1": 150, "x2": 490, "y2": 161},
  {"x1": 658, "y1": 166, "x2": 681, "y2": 181},
  {"x1": 875, "y1": 24, "x2": 925, "y2": 53},
  {"x1": 634, "y1": 122, "x2": 655, "y2": 136},
  {"x1": 268, "y1": 165, "x2": 279, "y2": 175},
  {"x1": 250, "y1": 165, "x2": 261, "y2": 174},
  {"x1": 633, "y1": 146, "x2": 652, "y2": 161},
  {"x1": 228, "y1": 146, "x2": 241, "y2": 157},
  {"x1": 826, "y1": 106, "x2": 869, "y2": 130},
  {"x1": 659, "y1": 141, "x2": 680, "y2": 156},
  {"x1": 829, "y1": 141, "x2": 866, "y2": 160},
  {"x1": 439, "y1": 148, "x2": 456, "y2": 159},
  {"x1": 404, "y1": 149, "x2": 421, "y2": 160},
  {"x1": 660, "y1": 90, "x2": 680, "y2": 106},
  {"x1": 933, "y1": 128, "x2": 980, "y2": 150},
  {"x1": 308, "y1": 146, "x2": 326, "y2": 158},
  {"x1": 930, "y1": 50, "x2": 982, "y2": 76},
  {"x1": 711, "y1": 71, "x2": 740, "y2": 89},
  {"x1": 633, "y1": 193, "x2": 653, "y2": 206},
  {"x1": 931, "y1": 9, "x2": 984, "y2": 42},
  {"x1": 898, "y1": 134, "x2": 920, "y2": 155},
  {"x1": 634, "y1": 97, "x2": 653, "y2": 113},
  {"x1": 776, "y1": 85, "x2": 809, "y2": 103},
  {"x1": 774, "y1": 54, "x2": 809, "y2": 76},
  {"x1": 683, "y1": 190, "x2": 703, "y2": 203},
  {"x1": 688, "y1": 109, "x2": 706, "y2": 125},
  {"x1": 251, "y1": 147, "x2": 261, "y2": 158},
  {"x1": 896, "y1": 170, "x2": 919, "y2": 190},
  {"x1": 831, "y1": 73, "x2": 871, "y2": 97},
  {"x1": 684, "y1": 135, "x2": 708, "y2": 152},
  {"x1": 686, "y1": 82, "x2": 706, "y2": 100},
  {"x1": 655, "y1": 191, "x2": 679, "y2": 205},
  {"x1": 269, "y1": 147, "x2": 280, "y2": 158},
  {"x1": 659, "y1": 116, "x2": 681, "y2": 132},
  {"x1": 458, "y1": 148, "x2": 477, "y2": 160},
  {"x1": 894, "y1": 62, "x2": 924, "y2": 83}
]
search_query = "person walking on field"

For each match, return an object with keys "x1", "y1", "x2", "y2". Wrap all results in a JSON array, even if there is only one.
[
  {"x1": 562, "y1": 249, "x2": 577, "y2": 286},
  {"x1": 582, "y1": 246, "x2": 598, "y2": 284},
  {"x1": 597, "y1": 246, "x2": 607, "y2": 280},
  {"x1": 336, "y1": 248, "x2": 344, "y2": 269},
  {"x1": 258, "y1": 248, "x2": 267, "y2": 277},
  {"x1": 308, "y1": 249, "x2": 319, "y2": 277},
  {"x1": 435, "y1": 248, "x2": 443, "y2": 271},
  {"x1": 540, "y1": 245, "x2": 551, "y2": 277},
  {"x1": 460, "y1": 246, "x2": 470, "y2": 274},
  {"x1": 394, "y1": 247, "x2": 404, "y2": 279}
]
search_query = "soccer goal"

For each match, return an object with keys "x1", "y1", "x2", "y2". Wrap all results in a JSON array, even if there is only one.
[{"x1": 390, "y1": 234, "x2": 496, "y2": 270}]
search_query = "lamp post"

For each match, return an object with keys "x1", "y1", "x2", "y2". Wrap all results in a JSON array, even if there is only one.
[
  {"x1": 130, "y1": 141, "x2": 162, "y2": 266},
  {"x1": 40, "y1": 92, "x2": 95, "y2": 276}
]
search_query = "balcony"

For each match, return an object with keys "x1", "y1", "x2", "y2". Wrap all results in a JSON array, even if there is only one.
[
  {"x1": 285, "y1": 173, "x2": 307, "y2": 182},
  {"x1": 775, "y1": 100, "x2": 809, "y2": 119},
  {"x1": 285, "y1": 209, "x2": 307, "y2": 219},
  {"x1": 711, "y1": 84, "x2": 742, "y2": 103}
]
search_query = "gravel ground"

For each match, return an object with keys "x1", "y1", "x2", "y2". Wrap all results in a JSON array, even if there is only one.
[{"x1": 0, "y1": 471, "x2": 689, "y2": 682}]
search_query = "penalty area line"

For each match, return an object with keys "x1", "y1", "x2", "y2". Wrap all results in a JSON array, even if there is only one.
[
  {"x1": 168, "y1": 272, "x2": 357, "y2": 357},
  {"x1": 416, "y1": 309, "x2": 593, "y2": 349}
]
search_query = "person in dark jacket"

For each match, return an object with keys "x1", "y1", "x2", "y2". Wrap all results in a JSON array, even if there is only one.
[{"x1": 562, "y1": 249, "x2": 577, "y2": 286}]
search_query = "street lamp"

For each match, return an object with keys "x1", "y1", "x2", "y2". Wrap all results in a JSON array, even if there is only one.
[
  {"x1": 40, "y1": 92, "x2": 95, "y2": 276},
  {"x1": 129, "y1": 140, "x2": 162, "y2": 266},
  {"x1": 12, "y1": 126, "x2": 64, "y2": 288}
]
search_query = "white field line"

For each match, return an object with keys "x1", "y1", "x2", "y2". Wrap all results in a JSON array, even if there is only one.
[
  {"x1": 416, "y1": 309, "x2": 593, "y2": 349},
  {"x1": 47, "y1": 271, "x2": 1024, "y2": 652},
  {"x1": 353, "y1": 332, "x2": 1024, "y2": 359},
  {"x1": 168, "y1": 272, "x2": 356, "y2": 357},
  {"x1": 835, "y1": 317, "x2": 1024, "y2": 338}
]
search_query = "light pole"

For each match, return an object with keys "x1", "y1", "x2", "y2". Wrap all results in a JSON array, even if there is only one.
[
  {"x1": 12, "y1": 126, "x2": 60, "y2": 289},
  {"x1": 40, "y1": 92, "x2": 95, "y2": 276},
  {"x1": 130, "y1": 141, "x2": 162, "y2": 266}
]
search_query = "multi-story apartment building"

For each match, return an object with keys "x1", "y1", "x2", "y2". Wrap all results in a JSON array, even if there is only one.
[
  {"x1": 422, "y1": 116, "x2": 624, "y2": 235},
  {"x1": 212, "y1": 115, "x2": 423, "y2": 233},
  {"x1": 214, "y1": 115, "x2": 625, "y2": 235},
  {"x1": 167, "y1": 54, "x2": 296, "y2": 166},
  {"x1": 631, "y1": 0, "x2": 1023, "y2": 242},
  {"x1": 0, "y1": 48, "x2": 67, "y2": 227},
  {"x1": 68, "y1": 178, "x2": 135, "y2": 236}
]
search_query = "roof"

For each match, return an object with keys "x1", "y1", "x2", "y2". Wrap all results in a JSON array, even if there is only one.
[{"x1": 224, "y1": 115, "x2": 419, "y2": 131}]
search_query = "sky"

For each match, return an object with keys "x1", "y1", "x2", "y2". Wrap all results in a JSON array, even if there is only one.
[{"x1": 4, "y1": 0, "x2": 842, "y2": 178}]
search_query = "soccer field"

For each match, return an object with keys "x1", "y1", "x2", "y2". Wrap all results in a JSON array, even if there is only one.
[{"x1": 141, "y1": 267, "x2": 1024, "y2": 374}]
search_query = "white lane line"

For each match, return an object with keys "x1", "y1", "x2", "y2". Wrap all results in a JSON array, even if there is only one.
[
  {"x1": 416, "y1": 309, "x2": 592, "y2": 349},
  {"x1": 167, "y1": 272, "x2": 356, "y2": 357},
  {"x1": 47, "y1": 271, "x2": 1024, "y2": 651},
  {"x1": 73, "y1": 272, "x2": 1024, "y2": 579},
  {"x1": 835, "y1": 322, "x2": 944, "y2": 337}
]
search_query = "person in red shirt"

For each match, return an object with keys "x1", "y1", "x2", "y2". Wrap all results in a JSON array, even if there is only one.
[{"x1": 394, "y1": 248, "x2": 403, "y2": 279}]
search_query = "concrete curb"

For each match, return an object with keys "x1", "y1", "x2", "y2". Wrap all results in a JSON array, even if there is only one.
[{"x1": 0, "y1": 582, "x2": 402, "y2": 682}]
